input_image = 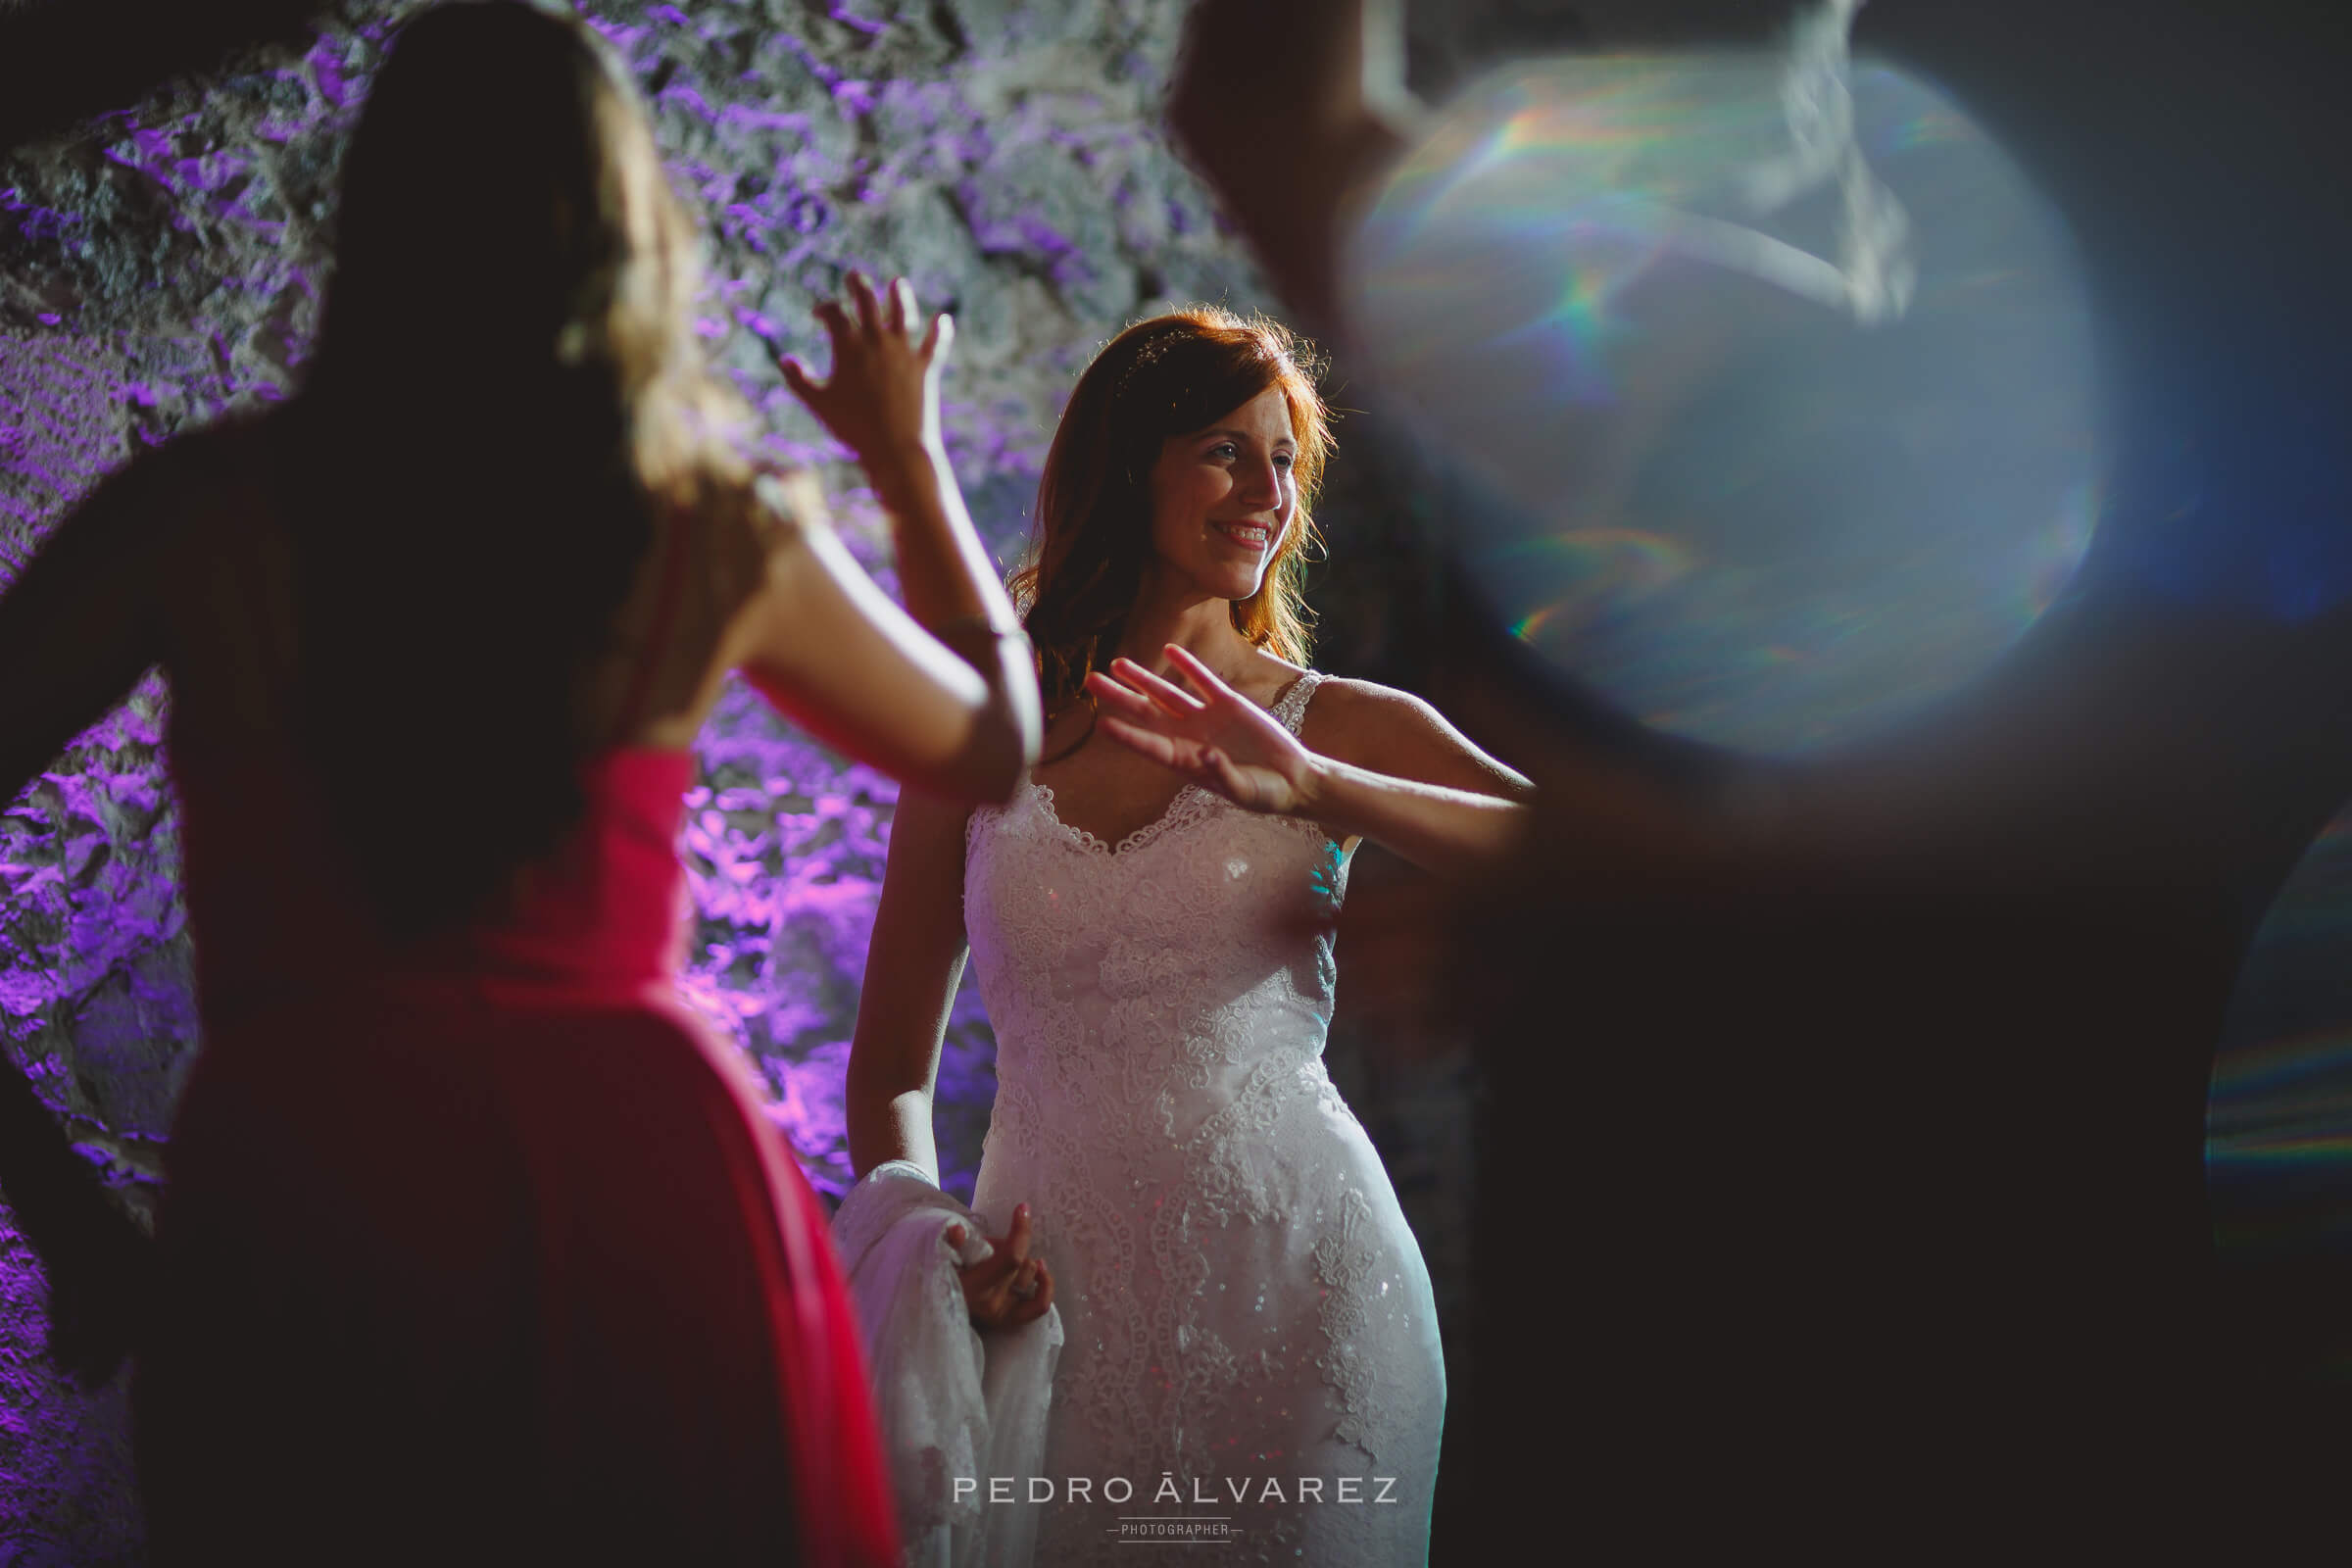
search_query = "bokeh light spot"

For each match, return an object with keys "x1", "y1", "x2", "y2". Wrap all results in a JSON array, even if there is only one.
[{"x1": 1347, "y1": 54, "x2": 2100, "y2": 755}]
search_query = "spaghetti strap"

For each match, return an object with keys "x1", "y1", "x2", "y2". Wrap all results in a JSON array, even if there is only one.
[
  {"x1": 612, "y1": 502, "x2": 695, "y2": 742},
  {"x1": 1272, "y1": 667, "x2": 1325, "y2": 736}
]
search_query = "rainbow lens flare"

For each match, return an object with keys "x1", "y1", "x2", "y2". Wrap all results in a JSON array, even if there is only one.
[
  {"x1": 2209, "y1": 805, "x2": 2352, "y2": 1260},
  {"x1": 1345, "y1": 54, "x2": 2100, "y2": 754}
]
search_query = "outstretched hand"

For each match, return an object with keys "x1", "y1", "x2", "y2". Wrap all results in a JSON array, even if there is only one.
[
  {"x1": 1086, "y1": 646, "x2": 1322, "y2": 817},
  {"x1": 775, "y1": 271, "x2": 953, "y2": 470},
  {"x1": 944, "y1": 1201, "x2": 1055, "y2": 1333}
]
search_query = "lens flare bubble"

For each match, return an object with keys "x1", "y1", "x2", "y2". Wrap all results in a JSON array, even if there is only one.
[{"x1": 1345, "y1": 52, "x2": 2100, "y2": 754}]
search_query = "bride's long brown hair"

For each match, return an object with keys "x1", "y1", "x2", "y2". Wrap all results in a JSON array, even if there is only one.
[{"x1": 1011, "y1": 308, "x2": 1334, "y2": 717}]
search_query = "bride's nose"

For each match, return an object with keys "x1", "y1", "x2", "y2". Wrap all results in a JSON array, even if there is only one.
[{"x1": 1235, "y1": 452, "x2": 1283, "y2": 508}]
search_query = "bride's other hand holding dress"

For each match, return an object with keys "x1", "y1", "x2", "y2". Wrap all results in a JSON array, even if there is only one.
[{"x1": 942, "y1": 1202, "x2": 1055, "y2": 1333}]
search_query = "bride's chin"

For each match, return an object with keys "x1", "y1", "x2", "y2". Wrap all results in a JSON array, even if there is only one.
[{"x1": 1203, "y1": 560, "x2": 1270, "y2": 601}]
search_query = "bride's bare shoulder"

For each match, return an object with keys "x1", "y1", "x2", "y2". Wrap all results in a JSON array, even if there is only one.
[
  {"x1": 1295, "y1": 673, "x2": 1413, "y2": 732},
  {"x1": 1295, "y1": 673, "x2": 1428, "y2": 727},
  {"x1": 1298, "y1": 675, "x2": 1532, "y2": 796}
]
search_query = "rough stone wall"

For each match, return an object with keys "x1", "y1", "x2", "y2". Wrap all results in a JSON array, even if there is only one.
[{"x1": 0, "y1": 331, "x2": 173, "y2": 1567}]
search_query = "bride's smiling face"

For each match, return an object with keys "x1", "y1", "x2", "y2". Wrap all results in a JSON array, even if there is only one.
[{"x1": 1145, "y1": 384, "x2": 1298, "y2": 603}]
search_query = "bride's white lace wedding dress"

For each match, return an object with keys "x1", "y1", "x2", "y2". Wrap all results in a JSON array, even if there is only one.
[{"x1": 963, "y1": 669, "x2": 1445, "y2": 1565}]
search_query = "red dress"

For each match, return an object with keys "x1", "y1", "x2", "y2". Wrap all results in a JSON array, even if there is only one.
[{"x1": 136, "y1": 542, "x2": 900, "y2": 1563}]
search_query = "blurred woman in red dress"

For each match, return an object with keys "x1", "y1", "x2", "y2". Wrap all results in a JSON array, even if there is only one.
[{"x1": 0, "y1": 3, "x2": 1039, "y2": 1561}]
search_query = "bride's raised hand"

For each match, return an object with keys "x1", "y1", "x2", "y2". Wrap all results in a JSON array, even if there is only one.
[
  {"x1": 776, "y1": 271, "x2": 951, "y2": 470},
  {"x1": 1087, "y1": 645, "x2": 1321, "y2": 817}
]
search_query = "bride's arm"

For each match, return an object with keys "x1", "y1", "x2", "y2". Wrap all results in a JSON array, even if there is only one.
[
  {"x1": 1290, "y1": 738, "x2": 1531, "y2": 876},
  {"x1": 848, "y1": 789, "x2": 1055, "y2": 1329},
  {"x1": 846, "y1": 788, "x2": 972, "y2": 1185},
  {"x1": 1088, "y1": 647, "x2": 1534, "y2": 878}
]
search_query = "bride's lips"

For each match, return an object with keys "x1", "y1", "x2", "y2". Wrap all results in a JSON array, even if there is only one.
[{"x1": 1212, "y1": 518, "x2": 1276, "y2": 551}]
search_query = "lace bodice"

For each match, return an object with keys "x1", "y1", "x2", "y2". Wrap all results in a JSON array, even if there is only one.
[
  {"x1": 962, "y1": 670, "x2": 1445, "y2": 1563},
  {"x1": 964, "y1": 671, "x2": 1349, "y2": 1156}
]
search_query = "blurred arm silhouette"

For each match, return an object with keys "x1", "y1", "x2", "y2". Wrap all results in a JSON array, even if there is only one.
[
  {"x1": 0, "y1": 0, "x2": 362, "y2": 1408},
  {"x1": 0, "y1": 0, "x2": 333, "y2": 149},
  {"x1": 1175, "y1": 0, "x2": 2352, "y2": 1551}
]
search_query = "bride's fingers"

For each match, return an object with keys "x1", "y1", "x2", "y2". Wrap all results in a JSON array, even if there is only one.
[
  {"x1": 995, "y1": 1259, "x2": 1041, "y2": 1312},
  {"x1": 1202, "y1": 748, "x2": 1255, "y2": 805},
  {"x1": 886, "y1": 276, "x2": 914, "y2": 334},
  {"x1": 1100, "y1": 715, "x2": 1185, "y2": 769},
  {"x1": 956, "y1": 1246, "x2": 1009, "y2": 1285},
  {"x1": 1088, "y1": 673, "x2": 1202, "y2": 743},
  {"x1": 1018, "y1": 1261, "x2": 1056, "y2": 1321},
  {"x1": 1154, "y1": 648, "x2": 1207, "y2": 702},
  {"x1": 1084, "y1": 670, "x2": 1164, "y2": 724},
  {"x1": 1161, "y1": 643, "x2": 1241, "y2": 701},
  {"x1": 1107, "y1": 658, "x2": 1209, "y2": 717},
  {"x1": 1158, "y1": 645, "x2": 1263, "y2": 723}
]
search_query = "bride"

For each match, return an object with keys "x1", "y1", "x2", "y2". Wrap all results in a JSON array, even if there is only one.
[{"x1": 847, "y1": 307, "x2": 1530, "y2": 1563}]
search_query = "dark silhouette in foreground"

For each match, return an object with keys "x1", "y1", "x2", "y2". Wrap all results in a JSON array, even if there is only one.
[{"x1": 1173, "y1": 0, "x2": 2352, "y2": 1551}]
